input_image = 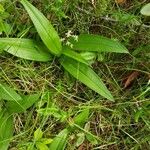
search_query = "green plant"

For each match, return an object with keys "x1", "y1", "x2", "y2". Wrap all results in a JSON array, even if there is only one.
[
  {"x1": 0, "y1": 85, "x2": 90, "y2": 150},
  {"x1": 38, "y1": 106, "x2": 92, "y2": 150},
  {"x1": 0, "y1": 1, "x2": 129, "y2": 148},
  {"x1": 0, "y1": 0, "x2": 128, "y2": 102},
  {"x1": 36, "y1": 102, "x2": 93, "y2": 149},
  {"x1": 26, "y1": 128, "x2": 53, "y2": 150},
  {"x1": 0, "y1": 83, "x2": 40, "y2": 150},
  {"x1": 0, "y1": 3, "x2": 11, "y2": 36}
]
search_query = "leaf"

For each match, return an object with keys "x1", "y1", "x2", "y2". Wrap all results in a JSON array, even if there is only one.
[
  {"x1": 41, "y1": 138, "x2": 53, "y2": 145},
  {"x1": 21, "y1": 0, "x2": 62, "y2": 56},
  {"x1": 0, "y1": 4, "x2": 5, "y2": 13},
  {"x1": 76, "y1": 133, "x2": 85, "y2": 147},
  {"x1": 27, "y1": 143, "x2": 35, "y2": 150},
  {"x1": 0, "y1": 38, "x2": 52, "y2": 62},
  {"x1": 134, "y1": 109, "x2": 143, "y2": 123},
  {"x1": 49, "y1": 129, "x2": 68, "y2": 150},
  {"x1": 62, "y1": 46, "x2": 89, "y2": 65},
  {"x1": 37, "y1": 106, "x2": 67, "y2": 122},
  {"x1": 74, "y1": 109, "x2": 89, "y2": 127},
  {"x1": 34, "y1": 128, "x2": 43, "y2": 141},
  {"x1": 37, "y1": 107, "x2": 62, "y2": 118},
  {"x1": 0, "y1": 83, "x2": 22, "y2": 101},
  {"x1": 60, "y1": 56, "x2": 114, "y2": 101},
  {"x1": 124, "y1": 71, "x2": 140, "y2": 88},
  {"x1": 84, "y1": 122, "x2": 98, "y2": 145},
  {"x1": 141, "y1": 3, "x2": 150, "y2": 16},
  {"x1": 80, "y1": 52, "x2": 96, "y2": 61},
  {"x1": 86, "y1": 133, "x2": 98, "y2": 145},
  {"x1": 80, "y1": 52, "x2": 96, "y2": 65},
  {"x1": 0, "y1": 18, "x2": 11, "y2": 35},
  {"x1": 0, "y1": 110, "x2": 13, "y2": 150},
  {"x1": 6, "y1": 94, "x2": 40, "y2": 113},
  {"x1": 70, "y1": 34, "x2": 128, "y2": 53},
  {"x1": 36, "y1": 142, "x2": 49, "y2": 150}
]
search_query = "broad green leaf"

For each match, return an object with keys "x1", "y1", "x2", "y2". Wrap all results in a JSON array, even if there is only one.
[
  {"x1": 70, "y1": 34, "x2": 128, "y2": 53},
  {"x1": 84, "y1": 122, "x2": 98, "y2": 145},
  {"x1": 34, "y1": 128, "x2": 43, "y2": 141},
  {"x1": 21, "y1": 0, "x2": 62, "y2": 56},
  {"x1": 49, "y1": 129, "x2": 68, "y2": 150},
  {"x1": 0, "y1": 38, "x2": 52, "y2": 62},
  {"x1": 0, "y1": 4, "x2": 5, "y2": 13},
  {"x1": 6, "y1": 94, "x2": 40, "y2": 113},
  {"x1": 0, "y1": 110, "x2": 13, "y2": 150},
  {"x1": 36, "y1": 142, "x2": 49, "y2": 150},
  {"x1": 141, "y1": 3, "x2": 150, "y2": 16},
  {"x1": 60, "y1": 56, "x2": 114, "y2": 101},
  {"x1": 76, "y1": 133, "x2": 85, "y2": 147},
  {"x1": 86, "y1": 133, "x2": 98, "y2": 145},
  {"x1": 80, "y1": 52, "x2": 96, "y2": 61},
  {"x1": 80, "y1": 52, "x2": 96, "y2": 64},
  {"x1": 0, "y1": 83, "x2": 22, "y2": 101},
  {"x1": 62, "y1": 46, "x2": 89, "y2": 65},
  {"x1": 74, "y1": 109, "x2": 89, "y2": 127},
  {"x1": 41, "y1": 138, "x2": 53, "y2": 145}
]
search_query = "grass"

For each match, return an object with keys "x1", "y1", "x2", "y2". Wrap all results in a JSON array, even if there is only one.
[{"x1": 0, "y1": 0, "x2": 150, "y2": 149}]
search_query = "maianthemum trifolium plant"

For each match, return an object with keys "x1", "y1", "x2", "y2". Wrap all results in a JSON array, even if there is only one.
[
  {"x1": 0, "y1": 0, "x2": 129, "y2": 149},
  {"x1": 0, "y1": 0, "x2": 129, "y2": 101}
]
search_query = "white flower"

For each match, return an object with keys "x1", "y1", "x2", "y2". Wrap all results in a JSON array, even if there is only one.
[
  {"x1": 60, "y1": 38, "x2": 65, "y2": 42},
  {"x1": 66, "y1": 41, "x2": 73, "y2": 48},
  {"x1": 65, "y1": 30, "x2": 72, "y2": 38},
  {"x1": 72, "y1": 35, "x2": 78, "y2": 41}
]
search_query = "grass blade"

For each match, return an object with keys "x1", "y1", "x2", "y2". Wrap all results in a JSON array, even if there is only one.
[
  {"x1": 0, "y1": 38, "x2": 52, "y2": 62},
  {"x1": 70, "y1": 34, "x2": 128, "y2": 53},
  {"x1": 60, "y1": 56, "x2": 114, "y2": 101},
  {"x1": 21, "y1": 0, "x2": 62, "y2": 56}
]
